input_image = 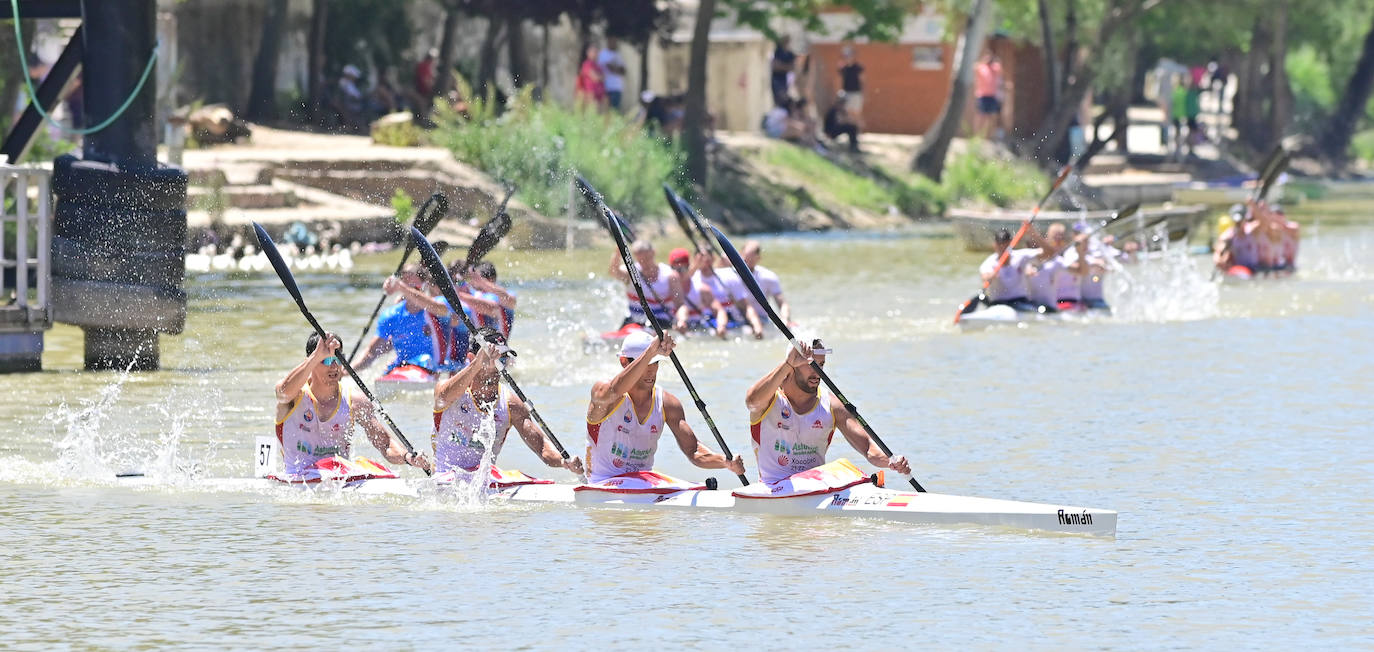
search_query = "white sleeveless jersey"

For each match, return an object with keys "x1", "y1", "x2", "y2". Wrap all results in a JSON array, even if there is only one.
[
  {"x1": 711, "y1": 268, "x2": 749, "y2": 322},
  {"x1": 586, "y1": 389, "x2": 666, "y2": 483},
  {"x1": 626, "y1": 262, "x2": 675, "y2": 323},
  {"x1": 751, "y1": 389, "x2": 836, "y2": 485},
  {"x1": 433, "y1": 384, "x2": 511, "y2": 473},
  {"x1": 276, "y1": 384, "x2": 353, "y2": 475},
  {"x1": 689, "y1": 270, "x2": 733, "y2": 318},
  {"x1": 1026, "y1": 254, "x2": 1062, "y2": 306}
]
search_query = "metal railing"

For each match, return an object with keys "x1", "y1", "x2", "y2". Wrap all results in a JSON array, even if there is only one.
[{"x1": 1, "y1": 165, "x2": 52, "y2": 330}]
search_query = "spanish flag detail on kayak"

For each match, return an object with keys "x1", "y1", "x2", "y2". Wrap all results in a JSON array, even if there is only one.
[
  {"x1": 267, "y1": 456, "x2": 398, "y2": 484},
  {"x1": 732, "y1": 458, "x2": 871, "y2": 499},
  {"x1": 435, "y1": 467, "x2": 555, "y2": 488},
  {"x1": 574, "y1": 470, "x2": 705, "y2": 494}
]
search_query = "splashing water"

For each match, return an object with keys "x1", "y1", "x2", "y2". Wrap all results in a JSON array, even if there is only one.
[{"x1": 1108, "y1": 248, "x2": 1220, "y2": 323}]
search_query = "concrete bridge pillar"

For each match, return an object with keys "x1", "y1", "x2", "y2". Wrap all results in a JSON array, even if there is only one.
[{"x1": 51, "y1": 0, "x2": 188, "y2": 370}]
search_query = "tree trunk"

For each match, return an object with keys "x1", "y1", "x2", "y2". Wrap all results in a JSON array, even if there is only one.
[
  {"x1": 476, "y1": 18, "x2": 504, "y2": 100},
  {"x1": 1037, "y1": 0, "x2": 1058, "y2": 113},
  {"x1": 640, "y1": 36, "x2": 652, "y2": 97},
  {"x1": 426, "y1": 5, "x2": 462, "y2": 120},
  {"x1": 1319, "y1": 11, "x2": 1374, "y2": 163},
  {"x1": 1062, "y1": 0, "x2": 1077, "y2": 97},
  {"x1": 912, "y1": 0, "x2": 994, "y2": 181},
  {"x1": 508, "y1": 14, "x2": 529, "y2": 88},
  {"x1": 1023, "y1": 0, "x2": 1137, "y2": 165},
  {"x1": 1235, "y1": 16, "x2": 1272, "y2": 151},
  {"x1": 683, "y1": 0, "x2": 716, "y2": 187},
  {"x1": 307, "y1": 0, "x2": 329, "y2": 124},
  {"x1": 246, "y1": 0, "x2": 289, "y2": 122},
  {"x1": 1266, "y1": 0, "x2": 1292, "y2": 151}
]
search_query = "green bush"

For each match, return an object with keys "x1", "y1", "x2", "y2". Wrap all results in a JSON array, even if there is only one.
[
  {"x1": 894, "y1": 173, "x2": 947, "y2": 217},
  {"x1": 757, "y1": 145, "x2": 896, "y2": 213},
  {"x1": 941, "y1": 148, "x2": 1046, "y2": 208},
  {"x1": 432, "y1": 85, "x2": 685, "y2": 218},
  {"x1": 390, "y1": 188, "x2": 413, "y2": 226},
  {"x1": 1288, "y1": 46, "x2": 1336, "y2": 135},
  {"x1": 1351, "y1": 129, "x2": 1374, "y2": 165}
]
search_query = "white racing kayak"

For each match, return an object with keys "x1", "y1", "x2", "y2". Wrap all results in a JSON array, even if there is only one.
[
  {"x1": 115, "y1": 475, "x2": 1115, "y2": 537},
  {"x1": 957, "y1": 304, "x2": 1108, "y2": 332},
  {"x1": 115, "y1": 438, "x2": 1117, "y2": 538}
]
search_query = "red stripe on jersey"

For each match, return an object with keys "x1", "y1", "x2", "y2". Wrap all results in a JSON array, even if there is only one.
[
  {"x1": 587, "y1": 421, "x2": 601, "y2": 445},
  {"x1": 751, "y1": 421, "x2": 761, "y2": 444}
]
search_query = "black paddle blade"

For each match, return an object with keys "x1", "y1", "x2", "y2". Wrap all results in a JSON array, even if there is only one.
[
  {"x1": 409, "y1": 227, "x2": 477, "y2": 335},
  {"x1": 252, "y1": 222, "x2": 305, "y2": 307},
  {"x1": 465, "y1": 210, "x2": 514, "y2": 270},
  {"x1": 663, "y1": 184, "x2": 702, "y2": 251},
  {"x1": 1259, "y1": 152, "x2": 1291, "y2": 202},
  {"x1": 1115, "y1": 203, "x2": 1141, "y2": 222},
  {"x1": 413, "y1": 193, "x2": 450, "y2": 236}
]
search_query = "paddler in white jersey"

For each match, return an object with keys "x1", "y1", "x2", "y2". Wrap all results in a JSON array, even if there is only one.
[
  {"x1": 608, "y1": 238, "x2": 682, "y2": 329},
  {"x1": 979, "y1": 229, "x2": 1036, "y2": 312},
  {"x1": 585, "y1": 330, "x2": 744, "y2": 483},
  {"x1": 745, "y1": 335, "x2": 910, "y2": 485},
  {"x1": 738, "y1": 240, "x2": 792, "y2": 338},
  {"x1": 671, "y1": 247, "x2": 731, "y2": 338},
  {"x1": 432, "y1": 327, "x2": 583, "y2": 478},
  {"x1": 275, "y1": 333, "x2": 433, "y2": 477}
]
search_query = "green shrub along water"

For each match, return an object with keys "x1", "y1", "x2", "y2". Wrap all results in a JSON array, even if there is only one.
[
  {"x1": 432, "y1": 86, "x2": 685, "y2": 219},
  {"x1": 939, "y1": 148, "x2": 1047, "y2": 208}
]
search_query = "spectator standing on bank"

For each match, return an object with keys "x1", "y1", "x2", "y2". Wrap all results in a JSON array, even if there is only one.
[
  {"x1": 575, "y1": 43, "x2": 607, "y2": 111},
  {"x1": 973, "y1": 51, "x2": 1004, "y2": 140},
  {"x1": 771, "y1": 36, "x2": 798, "y2": 107},
  {"x1": 838, "y1": 46, "x2": 864, "y2": 130},
  {"x1": 598, "y1": 37, "x2": 628, "y2": 111},
  {"x1": 414, "y1": 49, "x2": 437, "y2": 100},
  {"x1": 337, "y1": 64, "x2": 366, "y2": 132}
]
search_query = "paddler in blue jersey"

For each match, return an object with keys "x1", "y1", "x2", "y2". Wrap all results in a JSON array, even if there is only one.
[
  {"x1": 744, "y1": 334, "x2": 909, "y2": 487},
  {"x1": 275, "y1": 332, "x2": 432, "y2": 478},
  {"x1": 353, "y1": 263, "x2": 469, "y2": 375},
  {"x1": 451, "y1": 260, "x2": 517, "y2": 340}
]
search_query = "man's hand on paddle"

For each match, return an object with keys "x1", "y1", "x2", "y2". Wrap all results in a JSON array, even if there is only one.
[
  {"x1": 786, "y1": 341, "x2": 813, "y2": 368},
  {"x1": 652, "y1": 332, "x2": 676, "y2": 358},
  {"x1": 724, "y1": 453, "x2": 746, "y2": 476},
  {"x1": 563, "y1": 455, "x2": 586, "y2": 477},
  {"x1": 886, "y1": 454, "x2": 911, "y2": 476}
]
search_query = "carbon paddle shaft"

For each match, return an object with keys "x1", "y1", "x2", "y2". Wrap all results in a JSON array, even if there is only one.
[
  {"x1": 710, "y1": 225, "x2": 925, "y2": 492},
  {"x1": 663, "y1": 184, "x2": 705, "y2": 253},
  {"x1": 348, "y1": 193, "x2": 450, "y2": 361},
  {"x1": 252, "y1": 223, "x2": 428, "y2": 474},
  {"x1": 408, "y1": 227, "x2": 574, "y2": 463},
  {"x1": 593, "y1": 197, "x2": 748, "y2": 487}
]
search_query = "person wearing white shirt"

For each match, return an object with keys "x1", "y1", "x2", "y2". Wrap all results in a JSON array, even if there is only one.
[
  {"x1": 979, "y1": 229, "x2": 1036, "y2": 312},
  {"x1": 740, "y1": 240, "x2": 791, "y2": 338},
  {"x1": 597, "y1": 37, "x2": 627, "y2": 111}
]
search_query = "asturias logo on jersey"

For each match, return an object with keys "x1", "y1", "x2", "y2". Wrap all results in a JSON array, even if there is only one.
[
  {"x1": 811, "y1": 419, "x2": 824, "y2": 429},
  {"x1": 648, "y1": 424, "x2": 658, "y2": 434},
  {"x1": 303, "y1": 409, "x2": 314, "y2": 422},
  {"x1": 623, "y1": 412, "x2": 632, "y2": 423},
  {"x1": 781, "y1": 406, "x2": 791, "y2": 418}
]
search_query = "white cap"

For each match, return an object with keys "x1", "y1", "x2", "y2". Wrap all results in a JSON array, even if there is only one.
[
  {"x1": 343, "y1": 64, "x2": 361, "y2": 78},
  {"x1": 641, "y1": 90, "x2": 656, "y2": 104},
  {"x1": 790, "y1": 331, "x2": 833, "y2": 356},
  {"x1": 618, "y1": 329, "x2": 660, "y2": 361}
]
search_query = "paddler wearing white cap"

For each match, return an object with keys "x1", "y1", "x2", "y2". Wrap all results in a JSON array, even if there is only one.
[
  {"x1": 744, "y1": 334, "x2": 910, "y2": 485},
  {"x1": 585, "y1": 330, "x2": 745, "y2": 483}
]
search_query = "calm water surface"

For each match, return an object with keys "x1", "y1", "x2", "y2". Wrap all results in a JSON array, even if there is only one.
[{"x1": 3, "y1": 216, "x2": 1372, "y2": 649}]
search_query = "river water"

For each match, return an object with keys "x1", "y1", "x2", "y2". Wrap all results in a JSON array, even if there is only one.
[{"x1": 3, "y1": 214, "x2": 1372, "y2": 649}]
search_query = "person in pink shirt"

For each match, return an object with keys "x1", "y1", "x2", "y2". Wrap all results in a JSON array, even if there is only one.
[
  {"x1": 974, "y1": 51, "x2": 1005, "y2": 140},
  {"x1": 575, "y1": 43, "x2": 606, "y2": 110}
]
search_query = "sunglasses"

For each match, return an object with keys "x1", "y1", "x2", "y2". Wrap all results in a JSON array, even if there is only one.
[{"x1": 320, "y1": 356, "x2": 341, "y2": 366}]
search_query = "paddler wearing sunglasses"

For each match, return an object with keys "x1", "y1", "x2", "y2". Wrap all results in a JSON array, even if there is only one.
[
  {"x1": 585, "y1": 330, "x2": 745, "y2": 484},
  {"x1": 745, "y1": 335, "x2": 910, "y2": 486},
  {"x1": 274, "y1": 332, "x2": 433, "y2": 478},
  {"x1": 433, "y1": 327, "x2": 584, "y2": 478}
]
